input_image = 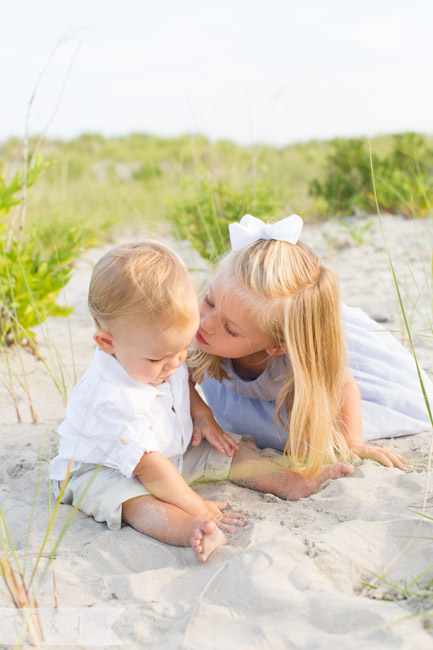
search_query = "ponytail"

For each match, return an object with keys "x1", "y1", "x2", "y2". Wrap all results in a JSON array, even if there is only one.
[{"x1": 277, "y1": 266, "x2": 350, "y2": 476}]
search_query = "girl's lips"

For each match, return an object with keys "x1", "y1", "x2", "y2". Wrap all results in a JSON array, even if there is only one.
[{"x1": 196, "y1": 330, "x2": 208, "y2": 345}]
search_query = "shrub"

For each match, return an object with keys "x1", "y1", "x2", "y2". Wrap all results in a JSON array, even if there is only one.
[
  {"x1": 0, "y1": 158, "x2": 86, "y2": 346},
  {"x1": 308, "y1": 138, "x2": 376, "y2": 215},
  {"x1": 0, "y1": 229, "x2": 85, "y2": 345},
  {"x1": 309, "y1": 133, "x2": 433, "y2": 217},
  {"x1": 374, "y1": 133, "x2": 433, "y2": 216}
]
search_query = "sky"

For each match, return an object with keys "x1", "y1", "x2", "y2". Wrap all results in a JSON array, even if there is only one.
[{"x1": 2, "y1": 0, "x2": 433, "y2": 146}]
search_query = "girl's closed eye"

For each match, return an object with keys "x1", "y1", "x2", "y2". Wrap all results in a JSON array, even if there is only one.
[
  {"x1": 224, "y1": 323, "x2": 238, "y2": 337},
  {"x1": 148, "y1": 358, "x2": 163, "y2": 363},
  {"x1": 203, "y1": 293, "x2": 214, "y2": 307}
]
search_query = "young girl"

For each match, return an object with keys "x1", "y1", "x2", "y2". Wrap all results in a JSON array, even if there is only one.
[
  {"x1": 190, "y1": 214, "x2": 433, "y2": 478},
  {"x1": 50, "y1": 241, "x2": 353, "y2": 563}
]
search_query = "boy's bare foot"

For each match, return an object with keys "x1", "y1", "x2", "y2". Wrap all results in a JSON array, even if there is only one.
[
  {"x1": 190, "y1": 521, "x2": 227, "y2": 562},
  {"x1": 285, "y1": 462, "x2": 354, "y2": 500}
]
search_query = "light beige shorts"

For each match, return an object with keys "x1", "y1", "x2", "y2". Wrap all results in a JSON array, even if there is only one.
[{"x1": 52, "y1": 437, "x2": 240, "y2": 531}]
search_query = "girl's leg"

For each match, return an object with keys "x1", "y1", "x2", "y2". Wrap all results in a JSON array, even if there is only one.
[
  {"x1": 228, "y1": 440, "x2": 354, "y2": 500},
  {"x1": 122, "y1": 494, "x2": 226, "y2": 562}
]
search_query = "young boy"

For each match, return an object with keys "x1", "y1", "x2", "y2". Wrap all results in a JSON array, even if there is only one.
[{"x1": 51, "y1": 241, "x2": 352, "y2": 562}]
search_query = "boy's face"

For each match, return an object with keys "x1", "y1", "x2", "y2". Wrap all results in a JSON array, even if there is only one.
[{"x1": 94, "y1": 309, "x2": 199, "y2": 385}]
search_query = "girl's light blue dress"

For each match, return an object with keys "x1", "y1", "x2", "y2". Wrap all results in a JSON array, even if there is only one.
[{"x1": 200, "y1": 305, "x2": 433, "y2": 450}]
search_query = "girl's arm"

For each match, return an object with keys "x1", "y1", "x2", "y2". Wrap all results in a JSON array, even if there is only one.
[
  {"x1": 189, "y1": 380, "x2": 239, "y2": 456},
  {"x1": 340, "y1": 370, "x2": 407, "y2": 470}
]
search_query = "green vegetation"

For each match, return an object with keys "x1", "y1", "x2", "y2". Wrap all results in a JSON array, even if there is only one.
[
  {"x1": 0, "y1": 157, "x2": 88, "y2": 347},
  {"x1": 310, "y1": 133, "x2": 433, "y2": 217},
  {"x1": 2, "y1": 132, "x2": 432, "y2": 234},
  {"x1": 0, "y1": 130, "x2": 432, "y2": 339},
  {"x1": 2, "y1": 130, "x2": 431, "y2": 270},
  {"x1": 166, "y1": 175, "x2": 283, "y2": 263}
]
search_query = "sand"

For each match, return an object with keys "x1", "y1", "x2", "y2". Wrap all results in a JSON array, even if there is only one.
[{"x1": 1, "y1": 214, "x2": 433, "y2": 649}]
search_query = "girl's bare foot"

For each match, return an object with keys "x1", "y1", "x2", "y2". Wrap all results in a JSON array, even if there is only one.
[
  {"x1": 285, "y1": 462, "x2": 354, "y2": 500},
  {"x1": 190, "y1": 521, "x2": 227, "y2": 562},
  {"x1": 229, "y1": 442, "x2": 354, "y2": 501}
]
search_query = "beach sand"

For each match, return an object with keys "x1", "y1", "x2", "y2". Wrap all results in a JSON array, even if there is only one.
[{"x1": 1, "y1": 214, "x2": 432, "y2": 649}]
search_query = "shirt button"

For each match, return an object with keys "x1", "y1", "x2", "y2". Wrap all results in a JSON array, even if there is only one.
[{"x1": 119, "y1": 437, "x2": 128, "y2": 445}]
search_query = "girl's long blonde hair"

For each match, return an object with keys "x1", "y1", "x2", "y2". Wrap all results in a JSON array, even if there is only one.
[{"x1": 189, "y1": 238, "x2": 350, "y2": 477}]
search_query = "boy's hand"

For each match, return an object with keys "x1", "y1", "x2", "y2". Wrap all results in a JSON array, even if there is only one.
[
  {"x1": 191, "y1": 414, "x2": 239, "y2": 456},
  {"x1": 201, "y1": 500, "x2": 246, "y2": 533},
  {"x1": 348, "y1": 441, "x2": 408, "y2": 470}
]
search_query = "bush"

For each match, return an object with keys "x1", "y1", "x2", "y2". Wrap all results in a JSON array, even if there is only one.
[
  {"x1": 309, "y1": 133, "x2": 433, "y2": 217},
  {"x1": 0, "y1": 158, "x2": 86, "y2": 345},
  {"x1": 132, "y1": 162, "x2": 161, "y2": 182},
  {"x1": 374, "y1": 133, "x2": 433, "y2": 216},
  {"x1": 308, "y1": 138, "x2": 377, "y2": 215},
  {"x1": 0, "y1": 229, "x2": 86, "y2": 345}
]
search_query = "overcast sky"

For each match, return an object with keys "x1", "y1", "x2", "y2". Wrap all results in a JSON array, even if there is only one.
[{"x1": 2, "y1": 0, "x2": 433, "y2": 145}]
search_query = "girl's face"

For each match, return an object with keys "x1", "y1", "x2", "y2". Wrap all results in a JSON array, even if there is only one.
[{"x1": 196, "y1": 282, "x2": 276, "y2": 359}]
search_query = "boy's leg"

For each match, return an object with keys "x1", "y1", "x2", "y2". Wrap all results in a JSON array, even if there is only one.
[
  {"x1": 228, "y1": 439, "x2": 354, "y2": 500},
  {"x1": 122, "y1": 494, "x2": 226, "y2": 562}
]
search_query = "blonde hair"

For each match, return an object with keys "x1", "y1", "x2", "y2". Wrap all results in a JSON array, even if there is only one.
[
  {"x1": 189, "y1": 238, "x2": 350, "y2": 477},
  {"x1": 88, "y1": 241, "x2": 197, "y2": 330}
]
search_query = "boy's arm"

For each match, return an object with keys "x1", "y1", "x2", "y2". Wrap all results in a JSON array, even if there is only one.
[
  {"x1": 133, "y1": 450, "x2": 214, "y2": 518},
  {"x1": 189, "y1": 380, "x2": 239, "y2": 456},
  {"x1": 340, "y1": 370, "x2": 406, "y2": 470}
]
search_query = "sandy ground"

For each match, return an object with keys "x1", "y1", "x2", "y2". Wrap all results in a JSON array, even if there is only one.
[{"x1": 1, "y1": 214, "x2": 433, "y2": 649}]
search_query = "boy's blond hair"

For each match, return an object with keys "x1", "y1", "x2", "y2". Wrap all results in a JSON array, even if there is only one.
[
  {"x1": 189, "y1": 238, "x2": 350, "y2": 478},
  {"x1": 88, "y1": 241, "x2": 197, "y2": 330}
]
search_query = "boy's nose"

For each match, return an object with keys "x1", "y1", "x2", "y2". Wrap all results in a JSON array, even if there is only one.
[
  {"x1": 164, "y1": 359, "x2": 179, "y2": 370},
  {"x1": 164, "y1": 352, "x2": 186, "y2": 370}
]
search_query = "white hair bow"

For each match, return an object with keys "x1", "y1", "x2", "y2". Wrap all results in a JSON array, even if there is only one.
[{"x1": 229, "y1": 214, "x2": 303, "y2": 251}]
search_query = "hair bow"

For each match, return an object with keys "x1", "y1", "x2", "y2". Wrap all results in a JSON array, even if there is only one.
[{"x1": 229, "y1": 214, "x2": 303, "y2": 251}]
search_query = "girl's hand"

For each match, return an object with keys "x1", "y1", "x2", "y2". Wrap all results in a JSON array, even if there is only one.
[
  {"x1": 201, "y1": 500, "x2": 246, "y2": 533},
  {"x1": 348, "y1": 441, "x2": 408, "y2": 470},
  {"x1": 192, "y1": 414, "x2": 240, "y2": 457}
]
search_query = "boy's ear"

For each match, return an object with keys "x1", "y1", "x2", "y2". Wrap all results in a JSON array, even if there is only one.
[
  {"x1": 265, "y1": 344, "x2": 287, "y2": 357},
  {"x1": 93, "y1": 330, "x2": 115, "y2": 354}
]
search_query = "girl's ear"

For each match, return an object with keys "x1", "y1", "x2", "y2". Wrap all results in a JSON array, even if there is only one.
[
  {"x1": 93, "y1": 330, "x2": 115, "y2": 354},
  {"x1": 265, "y1": 344, "x2": 287, "y2": 357}
]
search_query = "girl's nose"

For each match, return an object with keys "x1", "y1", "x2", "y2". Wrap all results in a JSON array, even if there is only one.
[{"x1": 200, "y1": 312, "x2": 215, "y2": 333}]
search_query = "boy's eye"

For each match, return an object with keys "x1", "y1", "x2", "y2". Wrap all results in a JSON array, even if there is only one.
[{"x1": 148, "y1": 358, "x2": 163, "y2": 363}]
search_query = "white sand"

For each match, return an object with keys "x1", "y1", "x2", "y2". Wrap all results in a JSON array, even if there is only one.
[{"x1": 1, "y1": 215, "x2": 433, "y2": 649}]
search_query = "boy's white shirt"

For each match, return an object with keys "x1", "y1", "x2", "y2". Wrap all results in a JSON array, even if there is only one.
[{"x1": 50, "y1": 347, "x2": 193, "y2": 480}]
